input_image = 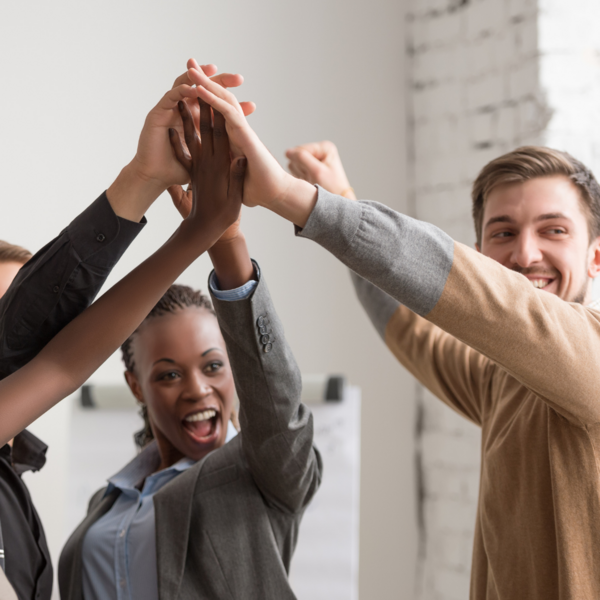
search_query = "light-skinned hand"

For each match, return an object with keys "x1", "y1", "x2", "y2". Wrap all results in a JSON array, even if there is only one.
[
  {"x1": 107, "y1": 61, "x2": 255, "y2": 223},
  {"x1": 185, "y1": 64, "x2": 318, "y2": 228},
  {"x1": 285, "y1": 141, "x2": 356, "y2": 199}
]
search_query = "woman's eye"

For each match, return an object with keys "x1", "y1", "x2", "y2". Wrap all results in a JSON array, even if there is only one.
[
  {"x1": 204, "y1": 361, "x2": 223, "y2": 374},
  {"x1": 159, "y1": 371, "x2": 180, "y2": 381}
]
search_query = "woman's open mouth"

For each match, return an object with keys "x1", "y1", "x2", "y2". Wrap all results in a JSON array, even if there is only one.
[{"x1": 182, "y1": 408, "x2": 220, "y2": 444}]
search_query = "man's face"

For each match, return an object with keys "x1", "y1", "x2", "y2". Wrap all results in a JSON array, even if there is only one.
[
  {"x1": 0, "y1": 262, "x2": 23, "y2": 298},
  {"x1": 478, "y1": 175, "x2": 600, "y2": 304}
]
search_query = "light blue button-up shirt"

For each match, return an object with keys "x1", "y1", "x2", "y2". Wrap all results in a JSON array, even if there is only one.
[
  {"x1": 81, "y1": 273, "x2": 252, "y2": 600},
  {"x1": 81, "y1": 423, "x2": 239, "y2": 600}
]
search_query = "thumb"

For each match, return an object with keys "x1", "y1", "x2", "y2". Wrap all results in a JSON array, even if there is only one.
[
  {"x1": 228, "y1": 156, "x2": 248, "y2": 202},
  {"x1": 167, "y1": 185, "x2": 192, "y2": 219}
]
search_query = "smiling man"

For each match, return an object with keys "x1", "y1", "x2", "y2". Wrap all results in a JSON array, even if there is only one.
[{"x1": 282, "y1": 142, "x2": 600, "y2": 599}]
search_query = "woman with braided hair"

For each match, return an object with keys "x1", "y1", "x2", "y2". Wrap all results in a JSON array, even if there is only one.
[{"x1": 58, "y1": 96, "x2": 321, "y2": 600}]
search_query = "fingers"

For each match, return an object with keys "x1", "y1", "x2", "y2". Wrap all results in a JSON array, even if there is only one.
[
  {"x1": 188, "y1": 67, "x2": 243, "y2": 115},
  {"x1": 167, "y1": 185, "x2": 193, "y2": 219},
  {"x1": 228, "y1": 157, "x2": 248, "y2": 203},
  {"x1": 210, "y1": 73, "x2": 244, "y2": 89},
  {"x1": 291, "y1": 148, "x2": 324, "y2": 172},
  {"x1": 194, "y1": 84, "x2": 244, "y2": 126},
  {"x1": 177, "y1": 101, "x2": 200, "y2": 158},
  {"x1": 286, "y1": 141, "x2": 336, "y2": 162},
  {"x1": 240, "y1": 101, "x2": 257, "y2": 117},
  {"x1": 187, "y1": 59, "x2": 218, "y2": 75},
  {"x1": 212, "y1": 109, "x2": 230, "y2": 160},
  {"x1": 198, "y1": 97, "x2": 213, "y2": 157},
  {"x1": 168, "y1": 128, "x2": 192, "y2": 173},
  {"x1": 173, "y1": 63, "x2": 218, "y2": 89},
  {"x1": 156, "y1": 84, "x2": 199, "y2": 112}
]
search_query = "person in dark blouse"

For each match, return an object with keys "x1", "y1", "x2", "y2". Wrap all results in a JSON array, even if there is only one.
[{"x1": 0, "y1": 61, "x2": 254, "y2": 600}]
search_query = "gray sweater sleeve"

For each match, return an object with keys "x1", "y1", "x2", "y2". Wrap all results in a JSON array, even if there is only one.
[
  {"x1": 297, "y1": 186, "x2": 455, "y2": 317},
  {"x1": 350, "y1": 271, "x2": 400, "y2": 340}
]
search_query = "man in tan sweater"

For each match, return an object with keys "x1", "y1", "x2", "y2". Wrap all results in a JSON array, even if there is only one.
[
  {"x1": 183, "y1": 66, "x2": 600, "y2": 598},
  {"x1": 285, "y1": 142, "x2": 600, "y2": 599}
]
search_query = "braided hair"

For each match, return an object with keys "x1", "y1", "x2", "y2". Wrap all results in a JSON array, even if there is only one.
[{"x1": 121, "y1": 284, "x2": 216, "y2": 448}]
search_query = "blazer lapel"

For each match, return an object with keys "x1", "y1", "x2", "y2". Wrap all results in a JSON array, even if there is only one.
[{"x1": 154, "y1": 457, "x2": 208, "y2": 600}]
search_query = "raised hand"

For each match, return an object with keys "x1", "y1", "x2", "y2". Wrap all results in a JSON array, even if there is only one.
[
  {"x1": 170, "y1": 97, "x2": 247, "y2": 245},
  {"x1": 286, "y1": 141, "x2": 356, "y2": 199},
  {"x1": 107, "y1": 62, "x2": 255, "y2": 223},
  {"x1": 185, "y1": 65, "x2": 318, "y2": 228}
]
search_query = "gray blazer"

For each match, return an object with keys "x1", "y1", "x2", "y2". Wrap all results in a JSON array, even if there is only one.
[{"x1": 58, "y1": 272, "x2": 322, "y2": 600}]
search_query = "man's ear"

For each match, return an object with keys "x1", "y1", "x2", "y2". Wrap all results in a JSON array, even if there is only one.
[{"x1": 124, "y1": 370, "x2": 144, "y2": 403}]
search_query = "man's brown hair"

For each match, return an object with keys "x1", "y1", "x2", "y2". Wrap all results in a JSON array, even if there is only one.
[
  {"x1": 471, "y1": 146, "x2": 600, "y2": 246},
  {"x1": 0, "y1": 240, "x2": 31, "y2": 265}
]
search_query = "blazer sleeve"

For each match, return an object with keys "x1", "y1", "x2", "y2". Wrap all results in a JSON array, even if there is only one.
[
  {"x1": 351, "y1": 271, "x2": 493, "y2": 425},
  {"x1": 0, "y1": 192, "x2": 144, "y2": 380},
  {"x1": 209, "y1": 266, "x2": 322, "y2": 515},
  {"x1": 299, "y1": 186, "x2": 600, "y2": 427}
]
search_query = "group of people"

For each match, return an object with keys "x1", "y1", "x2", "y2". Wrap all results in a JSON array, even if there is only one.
[{"x1": 0, "y1": 57, "x2": 599, "y2": 600}]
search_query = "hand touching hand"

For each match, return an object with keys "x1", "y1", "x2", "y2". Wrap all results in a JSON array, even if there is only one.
[
  {"x1": 132, "y1": 61, "x2": 254, "y2": 193},
  {"x1": 185, "y1": 65, "x2": 318, "y2": 227},
  {"x1": 169, "y1": 97, "x2": 247, "y2": 245},
  {"x1": 107, "y1": 61, "x2": 254, "y2": 223},
  {"x1": 286, "y1": 141, "x2": 356, "y2": 199}
]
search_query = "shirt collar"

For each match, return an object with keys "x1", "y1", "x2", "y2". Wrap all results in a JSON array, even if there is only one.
[
  {"x1": 106, "y1": 441, "x2": 196, "y2": 494},
  {"x1": 2, "y1": 430, "x2": 48, "y2": 476},
  {"x1": 104, "y1": 422, "x2": 238, "y2": 495}
]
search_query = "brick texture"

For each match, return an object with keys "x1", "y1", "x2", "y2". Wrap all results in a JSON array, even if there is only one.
[{"x1": 406, "y1": 0, "x2": 600, "y2": 598}]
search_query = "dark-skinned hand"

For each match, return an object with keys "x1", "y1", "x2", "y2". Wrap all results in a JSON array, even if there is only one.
[{"x1": 169, "y1": 97, "x2": 246, "y2": 239}]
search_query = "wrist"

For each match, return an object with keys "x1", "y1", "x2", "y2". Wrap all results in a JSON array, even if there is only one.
[
  {"x1": 269, "y1": 176, "x2": 318, "y2": 228},
  {"x1": 106, "y1": 161, "x2": 167, "y2": 222},
  {"x1": 209, "y1": 232, "x2": 255, "y2": 290}
]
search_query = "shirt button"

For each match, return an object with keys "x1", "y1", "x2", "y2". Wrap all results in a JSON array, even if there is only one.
[
  {"x1": 264, "y1": 343, "x2": 273, "y2": 353},
  {"x1": 120, "y1": 579, "x2": 126, "y2": 588},
  {"x1": 52, "y1": 285, "x2": 59, "y2": 293},
  {"x1": 120, "y1": 529, "x2": 126, "y2": 537},
  {"x1": 96, "y1": 233, "x2": 106, "y2": 242},
  {"x1": 261, "y1": 334, "x2": 271, "y2": 344},
  {"x1": 257, "y1": 316, "x2": 265, "y2": 327}
]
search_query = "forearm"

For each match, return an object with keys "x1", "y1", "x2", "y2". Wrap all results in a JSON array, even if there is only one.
[
  {"x1": 106, "y1": 161, "x2": 166, "y2": 223},
  {"x1": 208, "y1": 233, "x2": 255, "y2": 290},
  {"x1": 299, "y1": 187, "x2": 600, "y2": 424},
  {"x1": 0, "y1": 192, "x2": 144, "y2": 379},
  {"x1": 0, "y1": 221, "x2": 215, "y2": 446}
]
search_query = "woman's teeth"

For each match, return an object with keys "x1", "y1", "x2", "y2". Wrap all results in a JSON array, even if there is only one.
[
  {"x1": 184, "y1": 409, "x2": 216, "y2": 422},
  {"x1": 531, "y1": 279, "x2": 550, "y2": 289}
]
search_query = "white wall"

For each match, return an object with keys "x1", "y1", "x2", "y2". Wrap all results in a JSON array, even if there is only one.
[{"x1": 0, "y1": 1, "x2": 417, "y2": 598}]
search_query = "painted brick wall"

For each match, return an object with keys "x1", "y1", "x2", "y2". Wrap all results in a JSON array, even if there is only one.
[
  {"x1": 406, "y1": 0, "x2": 546, "y2": 598},
  {"x1": 407, "y1": 0, "x2": 600, "y2": 597}
]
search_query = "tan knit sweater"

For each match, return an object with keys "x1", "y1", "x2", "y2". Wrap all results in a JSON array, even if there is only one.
[
  {"x1": 388, "y1": 243, "x2": 600, "y2": 599},
  {"x1": 298, "y1": 186, "x2": 600, "y2": 599}
]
